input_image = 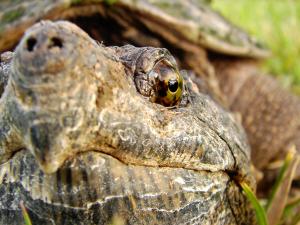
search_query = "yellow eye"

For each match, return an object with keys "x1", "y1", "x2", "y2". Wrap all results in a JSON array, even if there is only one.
[{"x1": 152, "y1": 60, "x2": 183, "y2": 106}]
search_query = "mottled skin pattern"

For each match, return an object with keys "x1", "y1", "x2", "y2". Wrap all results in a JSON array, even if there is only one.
[{"x1": 0, "y1": 21, "x2": 255, "y2": 224}]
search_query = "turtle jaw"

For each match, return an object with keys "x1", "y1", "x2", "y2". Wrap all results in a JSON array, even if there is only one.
[{"x1": 27, "y1": 121, "x2": 80, "y2": 174}]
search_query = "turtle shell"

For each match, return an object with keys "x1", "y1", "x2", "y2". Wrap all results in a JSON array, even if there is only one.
[{"x1": 0, "y1": 0, "x2": 270, "y2": 58}]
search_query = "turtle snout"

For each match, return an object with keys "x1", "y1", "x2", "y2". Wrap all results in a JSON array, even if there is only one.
[
  {"x1": 16, "y1": 32, "x2": 66, "y2": 75},
  {"x1": 13, "y1": 21, "x2": 77, "y2": 83}
]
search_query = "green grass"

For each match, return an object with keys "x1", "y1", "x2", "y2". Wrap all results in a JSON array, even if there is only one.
[
  {"x1": 240, "y1": 147, "x2": 300, "y2": 225},
  {"x1": 20, "y1": 202, "x2": 32, "y2": 225},
  {"x1": 240, "y1": 182, "x2": 268, "y2": 225},
  {"x1": 212, "y1": 0, "x2": 300, "y2": 94}
]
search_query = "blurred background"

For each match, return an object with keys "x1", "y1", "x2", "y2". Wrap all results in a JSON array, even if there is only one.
[{"x1": 212, "y1": 0, "x2": 300, "y2": 94}]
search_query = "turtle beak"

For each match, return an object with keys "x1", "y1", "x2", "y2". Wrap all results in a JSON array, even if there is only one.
[
  {"x1": 10, "y1": 21, "x2": 78, "y2": 174},
  {"x1": 28, "y1": 122, "x2": 65, "y2": 174}
]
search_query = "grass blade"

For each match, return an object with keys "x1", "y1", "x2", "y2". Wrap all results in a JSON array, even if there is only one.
[
  {"x1": 282, "y1": 196, "x2": 300, "y2": 219},
  {"x1": 240, "y1": 181, "x2": 268, "y2": 225},
  {"x1": 20, "y1": 201, "x2": 32, "y2": 225},
  {"x1": 265, "y1": 146, "x2": 297, "y2": 210},
  {"x1": 265, "y1": 146, "x2": 299, "y2": 225}
]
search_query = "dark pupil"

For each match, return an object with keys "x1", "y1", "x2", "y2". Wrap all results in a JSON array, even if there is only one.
[{"x1": 168, "y1": 79, "x2": 178, "y2": 92}]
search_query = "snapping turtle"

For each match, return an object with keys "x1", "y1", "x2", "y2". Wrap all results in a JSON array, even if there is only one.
[
  {"x1": 0, "y1": 0, "x2": 299, "y2": 224},
  {"x1": 0, "y1": 20, "x2": 255, "y2": 224}
]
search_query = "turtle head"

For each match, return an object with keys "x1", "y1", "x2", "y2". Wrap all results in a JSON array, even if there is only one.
[{"x1": 5, "y1": 21, "x2": 252, "y2": 191}]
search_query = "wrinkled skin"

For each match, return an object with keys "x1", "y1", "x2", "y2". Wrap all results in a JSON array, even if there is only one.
[{"x1": 0, "y1": 21, "x2": 255, "y2": 224}]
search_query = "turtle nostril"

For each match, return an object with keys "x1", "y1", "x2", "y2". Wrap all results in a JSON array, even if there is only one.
[
  {"x1": 26, "y1": 37, "x2": 37, "y2": 52},
  {"x1": 48, "y1": 37, "x2": 63, "y2": 49},
  {"x1": 25, "y1": 36, "x2": 63, "y2": 52}
]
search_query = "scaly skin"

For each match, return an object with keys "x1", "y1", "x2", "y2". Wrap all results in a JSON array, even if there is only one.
[{"x1": 0, "y1": 21, "x2": 255, "y2": 224}]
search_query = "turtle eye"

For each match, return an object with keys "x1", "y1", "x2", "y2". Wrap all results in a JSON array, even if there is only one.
[
  {"x1": 168, "y1": 79, "x2": 179, "y2": 92},
  {"x1": 150, "y1": 59, "x2": 183, "y2": 106}
]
